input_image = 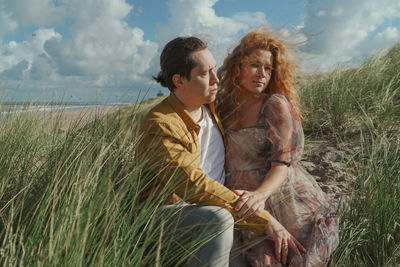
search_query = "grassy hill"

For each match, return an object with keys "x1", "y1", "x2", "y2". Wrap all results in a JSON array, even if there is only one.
[
  {"x1": 301, "y1": 43, "x2": 400, "y2": 136},
  {"x1": 300, "y1": 43, "x2": 400, "y2": 266},
  {"x1": 0, "y1": 43, "x2": 399, "y2": 266}
]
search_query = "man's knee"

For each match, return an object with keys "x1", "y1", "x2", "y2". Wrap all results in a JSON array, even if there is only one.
[
  {"x1": 186, "y1": 207, "x2": 234, "y2": 266},
  {"x1": 198, "y1": 206, "x2": 234, "y2": 246},
  {"x1": 213, "y1": 206, "x2": 235, "y2": 226},
  {"x1": 194, "y1": 206, "x2": 234, "y2": 230},
  {"x1": 160, "y1": 205, "x2": 234, "y2": 231}
]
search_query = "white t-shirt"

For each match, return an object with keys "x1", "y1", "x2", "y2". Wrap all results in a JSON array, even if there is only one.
[{"x1": 197, "y1": 105, "x2": 225, "y2": 185}]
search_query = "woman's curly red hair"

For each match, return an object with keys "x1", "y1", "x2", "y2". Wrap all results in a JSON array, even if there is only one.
[{"x1": 216, "y1": 27, "x2": 302, "y2": 122}]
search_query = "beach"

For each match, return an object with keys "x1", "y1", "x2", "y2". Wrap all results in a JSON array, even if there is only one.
[
  {"x1": 47, "y1": 105, "x2": 127, "y2": 132},
  {"x1": 0, "y1": 104, "x2": 129, "y2": 132}
]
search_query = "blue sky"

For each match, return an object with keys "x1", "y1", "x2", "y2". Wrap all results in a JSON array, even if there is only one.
[{"x1": 0, "y1": 0, "x2": 399, "y2": 102}]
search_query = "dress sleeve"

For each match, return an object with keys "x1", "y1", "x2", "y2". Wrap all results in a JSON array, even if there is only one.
[{"x1": 263, "y1": 94, "x2": 304, "y2": 165}]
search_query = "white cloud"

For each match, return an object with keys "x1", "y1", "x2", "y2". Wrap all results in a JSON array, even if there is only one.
[
  {"x1": 44, "y1": 0, "x2": 158, "y2": 80},
  {"x1": 302, "y1": 0, "x2": 400, "y2": 70},
  {"x1": 0, "y1": 3, "x2": 18, "y2": 37},
  {"x1": 316, "y1": 10, "x2": 326, "y2": 17},
  {"x1": 0, "y1": 28, "x2": 61, "y2": 74},
  {"x1": 359, "y1": 27, "x2": 400, "y2": 54},
  {"x1": 1, "y1": 0, "x2": 160, "y2": 101},
  {"x1": 4, "y1": 0, "x2": 66, "y2": 27},
  {"x1": 156, "y1": 0, "x2": 268, "y2": 65},
  {"x1": 2, "y1": 0, "x2": 399, "y2": 101}
]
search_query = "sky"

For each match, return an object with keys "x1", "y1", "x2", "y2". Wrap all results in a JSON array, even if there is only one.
[{"x1": 0, "y1": 0, "x2": 400, "y2": 103}]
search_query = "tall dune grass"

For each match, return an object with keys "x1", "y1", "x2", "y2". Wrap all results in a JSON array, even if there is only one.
[
  {"x1": 0, "y1": 103, "x2": 220, "y2": 266},
  {"x1": 0, "y1": 42, "x2": 399, "y2": 266},
  {"x1": 329, "y1": 131, "x2": 400, "y2": 266},
  {"x1": 301, "y1": 43, "x2": 400, "y2": 136},
  {"x1": 300, "y1": 43, "x2": 400, "y2": 266}
]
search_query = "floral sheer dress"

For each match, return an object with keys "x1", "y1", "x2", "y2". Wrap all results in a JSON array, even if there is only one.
[{"x1": 225, "y1": 94, "x2": 339, "y2": 267}]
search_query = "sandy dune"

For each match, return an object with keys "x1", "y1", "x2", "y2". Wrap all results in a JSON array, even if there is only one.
[{"x1": 46, "y1": 105, "x2": 126, "y2": 132}]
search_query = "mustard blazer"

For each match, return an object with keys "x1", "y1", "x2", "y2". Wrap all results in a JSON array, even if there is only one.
[{"x1": 138, "y1": 93, "x2": 270, "y2": 235}]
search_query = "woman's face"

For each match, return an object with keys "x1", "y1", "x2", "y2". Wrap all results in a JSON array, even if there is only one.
[{"x1": 239, "y1": 49, "x2": 273, "y2": 95}]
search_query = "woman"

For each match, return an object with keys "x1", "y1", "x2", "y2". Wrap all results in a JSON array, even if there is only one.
[{"x1": 217, "y1": 27, "x2": 339, "y2": 266}]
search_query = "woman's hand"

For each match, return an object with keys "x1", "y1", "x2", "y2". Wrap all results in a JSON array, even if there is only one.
[
  {"x1": 265, "y1": 215, "x2": 306, "y2": 264},
  {"x1": 233, "y1": 189, "x2": 267, "y2": 218}
]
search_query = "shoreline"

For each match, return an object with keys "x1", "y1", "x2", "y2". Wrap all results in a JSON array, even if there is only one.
[{"x1": 48, "y1": 105, "x2": 128, "y2": 132}]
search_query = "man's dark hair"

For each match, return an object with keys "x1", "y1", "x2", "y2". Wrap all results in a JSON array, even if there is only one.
[{"x1": 153, "y1": 37, "x2": 207, "y2": 92}]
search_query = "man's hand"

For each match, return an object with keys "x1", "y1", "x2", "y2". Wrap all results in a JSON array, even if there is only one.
[
  {"x1": 233, "y1": 189, "x2": 267, "y2": 218},
  {"x1": 265, "y1": 215, "x2": 306, "y2": 264}
]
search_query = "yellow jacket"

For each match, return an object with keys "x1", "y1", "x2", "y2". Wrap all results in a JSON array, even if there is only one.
[{"x1": 138, "y1": 93, "x2": 270, "y2": 235}]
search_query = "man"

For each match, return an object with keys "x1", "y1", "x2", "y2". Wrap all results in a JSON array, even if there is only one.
[{"x1": 138, "y1": 36, "x2": 301, "y2": 266}]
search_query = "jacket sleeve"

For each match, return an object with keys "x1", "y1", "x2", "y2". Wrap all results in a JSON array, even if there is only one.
[{"x1": 138, "y1": 119, "x2": 270, "y2": 235}]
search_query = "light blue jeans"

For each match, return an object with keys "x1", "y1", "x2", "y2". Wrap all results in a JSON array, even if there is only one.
[{"x1": 160, "y1": 205, "x2": 236, "y2": 267}]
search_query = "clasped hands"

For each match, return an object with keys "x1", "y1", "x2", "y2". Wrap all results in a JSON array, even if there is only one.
[
  {"x1": 234, "y1": 189, "x2": 306, "y2": 264},
  {"x1": 233, "y1": 189, "x2": 267, "y2": 218}
]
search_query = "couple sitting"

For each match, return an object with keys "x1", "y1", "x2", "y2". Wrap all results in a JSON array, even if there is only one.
[{"x1": 138, "y1": 27, "x2": 339, "y2": 267}]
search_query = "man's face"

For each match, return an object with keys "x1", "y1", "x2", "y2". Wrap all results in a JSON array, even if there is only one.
[{"x1": 180, "y1": 48, "x2": 219, "y2": 107}]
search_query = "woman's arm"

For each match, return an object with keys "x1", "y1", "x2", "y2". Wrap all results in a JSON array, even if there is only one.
[
  {"x1": 234, "y1": 162, "x2": 288, "y2": 218},
  {"x1": 256, "y1": 162, "x2": 288, "y2": 199},
  {"x1": 235, "y1": 163, "x2": 306, "y2": 264},
  {"x1": 235, "y1": 95, "x2": 298, "y2": 218}
]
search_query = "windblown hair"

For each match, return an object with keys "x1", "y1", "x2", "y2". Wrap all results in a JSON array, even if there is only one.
[
  {"x1": 216, "y1": 27, "x2": 302, "y2": 121},
  {"x1": 153, "y1": 37, "x2": 207, "y2": 92}
]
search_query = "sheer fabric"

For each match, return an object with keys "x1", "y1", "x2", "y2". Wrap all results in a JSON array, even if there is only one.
[{"x1": 225, "y1": 94, "x2": 339, "y2": 267}]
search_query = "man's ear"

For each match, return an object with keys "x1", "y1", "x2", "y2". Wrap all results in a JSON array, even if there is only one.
[{"x1": 172, "y1": 74, "x2": 185, "y2": 90}]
